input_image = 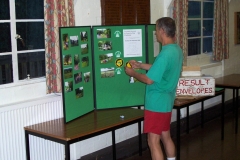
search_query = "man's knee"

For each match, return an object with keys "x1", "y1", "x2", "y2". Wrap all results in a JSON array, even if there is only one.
[
  {"x1": 161, "y1": 130, "x2": 172, "y2": 143},
  {"x1": 147, "y1": 133, "x2": 161, "y2": 147}
]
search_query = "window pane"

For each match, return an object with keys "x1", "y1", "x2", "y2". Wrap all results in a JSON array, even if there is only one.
[
  {"x1": 188, "y1": 39, "x2": 201, "y2": 56},
  {"x1": 0, "y1": 55, "x2": 13, "y2": 85},
  {"x1": 16, "y1": 22, "x2": 44, "y2": 51},
  {"x1": 203, "y1": 20, "x2": 213, "y2": 36},
  {"x1": 203, "y1": 2, "x2": 214, "y2": 18},
  {"x1": 188, "y1": 1, "x2": 201, "y2": 18},
  {"x1": 15, "y1": 0, "x2": 44, "y2": 19},
  {"x1": 0, "y1": 0, "x2": 10, "y2": 20},
  {"x1": 18, "y1": 51, "x2": 45, "y2": 80},
  {"x1": 203, "y1": 37, "x2": 212, "y2": 53},
  {"x1": 188, "y1": 20, "x2": 201, "y2": 37},
  {"x1": 0, "y1": 23, "x2": 12, "y2": 53}
]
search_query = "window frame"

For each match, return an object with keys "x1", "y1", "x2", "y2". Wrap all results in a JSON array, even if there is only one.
[
  {"x1": 0, "y1": 0, "x2": 45, "y2": 88},
  {"x1": 188, "y1": 0, "x2": 214, "y2": 57}
]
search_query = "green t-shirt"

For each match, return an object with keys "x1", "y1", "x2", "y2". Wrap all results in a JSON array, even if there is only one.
[{"x1": 145, "y1": 44, "x2": 183, "y2": 112}]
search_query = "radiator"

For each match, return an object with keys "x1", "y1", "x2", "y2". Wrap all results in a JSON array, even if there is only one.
[{"x1": 0, "y1": 95, "x2": 65, "y2": 160}]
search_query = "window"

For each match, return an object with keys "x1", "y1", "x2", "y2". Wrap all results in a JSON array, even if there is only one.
[
  {"x1": 0, "y1": 0, "x2": 45, "y2": 85},
  {"x1": 188, "y1": 0, "x2": 214, "y2": 56}
]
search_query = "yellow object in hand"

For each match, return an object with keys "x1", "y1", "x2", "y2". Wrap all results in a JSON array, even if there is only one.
[{"x1": 126, "y1": 62, "x2": 132, "y2": 68}]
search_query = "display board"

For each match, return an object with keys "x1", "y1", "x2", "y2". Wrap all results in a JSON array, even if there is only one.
[
  {"x1": 146, "y1": 24, "x2": 162, "y2": 64},
  {"x1": 92, "y1": 25, "x2": 146, "y2": 109},
  {"x1": 59, "y1": 26, "x2": 94, "y2": 123}
]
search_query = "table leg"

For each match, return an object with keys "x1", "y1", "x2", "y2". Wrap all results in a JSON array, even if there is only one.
[
  {"x1": 201, "y1": 101, "x2": 204, "y2": 128},
  {"x1": 65, "y1": 143, "x2": 70, "y2": 160},
  {"x1": 138, "y1": 121, "x2": 142, "y2": 156},
  {"x1": 233, "y1": 89, "x2": 236, "y2": 114},
  {"x1": 176, "y1": 109, "x2": 181, "y2": 160},
  {"x1": 221, "y1": 91, "x2": 225, "y2": 140},
  {"x1": 112, "y1": 130, "x2": 116, "y2": 160},
  {"x1": 187, "y1": 106, "x2": 189, "y2": 134},
  {"x1": 235, "y1": 89, "x2": 239, "y2": 134},
  {"x1": 25, "y1": 131, "x2": 30, "y2": 160}
]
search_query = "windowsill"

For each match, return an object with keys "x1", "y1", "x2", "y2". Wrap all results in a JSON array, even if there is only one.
[
  {"x1": 187, "y1": 53, "x2": 215, "y2": 66},
  {"x1": 200, "y1": 62, "x2": 222, "y2": 70},
  {"x1": 186, "y1": 53, "x2": 223, "y2": 78},
  {"x1": 0, "y1": 77, "x2": 46, "y2": 89},
  {"x1": 0, "y1": 93, "x2": 62, "y2": 109},
  {"x1": 0, "y1": 77, "x2": 50, "y2": 106}
]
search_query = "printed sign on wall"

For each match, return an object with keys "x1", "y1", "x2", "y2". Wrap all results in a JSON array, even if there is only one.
[{"x1": 176, "y1": 77, "x2": 215, "y2": 96}]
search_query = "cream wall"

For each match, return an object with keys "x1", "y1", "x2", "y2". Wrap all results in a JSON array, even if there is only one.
[
  {"x1": 74, "y1": 0, "x2": 172, "y2": 26},
  {"x1": 74, "y1": 0, "x2": 101, "y2": 26},
  {"x1": 223, "y1": 0, "x2": 240, "y2": 100},
  {"x1": 225, "y1": 0, "x2": 240, "y2": 75}
]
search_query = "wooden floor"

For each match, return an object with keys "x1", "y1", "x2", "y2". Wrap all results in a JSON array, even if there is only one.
[{"x1": 124, "y1": 110, "x2": 240, "y2": 160}]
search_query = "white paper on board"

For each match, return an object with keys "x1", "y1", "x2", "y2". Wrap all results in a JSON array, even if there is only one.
[
  {"x1": 123, "y1": 29, "x2": 142, "y2": 57},
  {"x1": 153, "y1": 31, "x2": 160, "y2": 57}
]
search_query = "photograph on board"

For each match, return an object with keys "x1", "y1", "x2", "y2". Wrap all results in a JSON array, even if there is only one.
[
  {"x1": 81, "y1": 56, "x2": 89, "y2": 68},
  {"x1": 74, "y1": 54, "x2": 80, "y2": 70},
  {"x1": 100, "y1": 67, "x2": 115, "y2": 78},
  {"x1": 63, "y1": 54, "x2": 72, "y2": 66},
  {"x1": 84, "y1": 72, "x2": 91, "y2": 83},
  {"x1": 99, "y1": 53, "x2": 113, "y2": 64},
  {"x1": 97, "y1": 28, "x2": 111, "y2": 38},
  {"x1": 62, "y1": 34, "x2": 69, "y2": 50},
  {"x1": 81, "y1": 44, "x2": 88, "y2": 54},
  {"x1": 75, "y1": 87, "x2": 84, "y2": 99},
  {"x1": 98, "y1": 41, "x2": 112, "y2": 51},
  {"x1": 65, "y1": 81, "x2": 73, "y2": 93},
  {"x1": 64, "y1": 67, "x2": 73, "y2": 79},
  {"x1": 74, "y1": 72, "x2": 82, "y2": 84},
  {"x1": 80, "y1": 31, "x2": 88, "y2": 42},
  {"x1": 70, "y1": 35, "x2": 79, "y2": 47}
]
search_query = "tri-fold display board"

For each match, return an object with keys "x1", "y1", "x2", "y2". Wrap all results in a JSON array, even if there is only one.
[
  {"x1": 59, "y1": 26, "x2": 94, "y2": 123},
  {"x1": 59, "y1": 25, "x2": 161, "y2": 123}
]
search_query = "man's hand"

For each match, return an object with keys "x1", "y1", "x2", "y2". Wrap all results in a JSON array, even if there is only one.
[
  {"x1": 124, "y1": 66, "x2": 136, "y2": 77},
  {"x1": 129, "y1": 60, "x2": 141, "y2": 69}
]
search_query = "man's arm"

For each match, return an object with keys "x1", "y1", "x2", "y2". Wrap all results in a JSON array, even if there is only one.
[
  {"x1": 129, "y1": 60, "x2": 152, "y2": 70},
  {"x1": 139, "y1": 63, "x2": 152, "y2": 70},
  {"x1": 125, "y1": 67, "x2": 153, "y2": 85}
]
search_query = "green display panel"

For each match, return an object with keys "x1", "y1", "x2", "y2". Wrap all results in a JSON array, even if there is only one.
[
  {"x1": 92, "y1": 25, "x2": 147, "y2": 109},
  {"x1": 59, "y1": 26, "x2": 94, "y2": 123},
  {"x1": 146, "y1": 24, "x2": 162, "y2": 64}
]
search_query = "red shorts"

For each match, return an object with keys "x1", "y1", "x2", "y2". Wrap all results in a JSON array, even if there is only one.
[{"x1": 143, "y1": 110, "x2": 172, "y2": 135}]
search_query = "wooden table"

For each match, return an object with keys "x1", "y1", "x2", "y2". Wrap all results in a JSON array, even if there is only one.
[
  {"x1": 215, "y1": 74, "x2": 240, "y2": 134},
  {"x1": 173, "y1": 89, "x2": 225, "y2": 160},
  {"x1": 24, "y1": 108, "x2": 144, "y2": 160}
]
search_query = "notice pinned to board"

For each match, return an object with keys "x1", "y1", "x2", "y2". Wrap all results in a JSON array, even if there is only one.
[
  {"x1": 153, "y1": 31, "x2": 160, "y2": 57},
  {"x1": 123, "y1": 29, "x2": 142, "y2": 57}
]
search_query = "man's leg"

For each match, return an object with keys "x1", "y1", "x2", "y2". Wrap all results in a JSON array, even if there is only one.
[
  {"x1": 147, "y1": 132, "x2": 164, "y2": 160},
  {"x1": 161, "y1": 130, "x2": 175, "y2": 158}
]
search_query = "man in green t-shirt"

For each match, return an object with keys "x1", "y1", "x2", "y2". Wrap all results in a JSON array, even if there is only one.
[{"x1": 125, "y1": 17, "x2": 183, "y2": 160}]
